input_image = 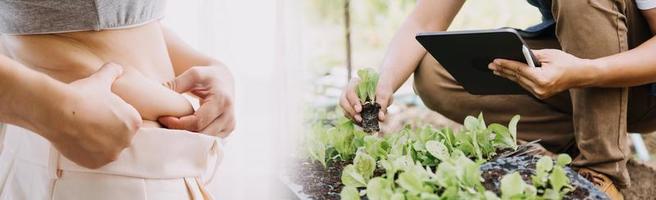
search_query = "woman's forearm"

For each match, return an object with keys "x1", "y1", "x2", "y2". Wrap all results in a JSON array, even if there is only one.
[
  {"x1": 583, "y1": 36, "x2": 656, "y2": 87},
  {"x1": 0, "y1": 55, "x2": 70, "y2": 137},
  {"x1": 378, "y1": 0, "x2": 464, "y2": 93}
]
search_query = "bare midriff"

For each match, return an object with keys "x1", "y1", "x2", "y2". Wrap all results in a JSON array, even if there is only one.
[{"x1": 1, "y1": 22, "x2": 193, "y2": 127}]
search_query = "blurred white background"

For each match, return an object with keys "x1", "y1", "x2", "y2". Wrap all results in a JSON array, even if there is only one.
[{"x1": 164, "y1": 0, "x2": 303, "y2": 199}]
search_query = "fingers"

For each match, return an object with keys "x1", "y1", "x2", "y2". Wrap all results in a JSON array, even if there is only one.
[
  {"x1": 340, "y1": 94, "x2": 358, "y2": 121},
  {"x1": 89, "y1": 63, "x2": 124, "y2": 90},
  {"x1": 341, "y1": 78, "x2": 363, "y2": 122},
  {"x1": 531, "y1": 49, "x2": 559, "y2": 62},
  {"x1": 158, "y1": 95, "x2": 231, "y2": 132},
  {"x1": 158, "y1": 115, "x2": 200, "y2": 131},
  {"x1": 492, "y1": 59, "x2": 527, "y2": 75},
  {"x1": 166, "y1": 67, "x2": 207, "y2": 93},
  {"x1": 491, "y1": 64, "x2": 553, "y2": 99},
  {"x1": 532, "y1": 49, "x2": 547, "y2": 61},
  {"x1": 200, "y1": 109, "x2": 235, "y2": 137},
  {"x1": 159, "y1": 110, "x2": 235, "y2": 137},
  {"x1": 490, "y1": 59, "x2": 541, "y2": 83},
  {"x1": 375, "y1": 95, "x2": 389, "y2": 122},
  {"x1": 218, "y1": 117, "x2": 236, "y2": 138},
  {"x1": 193, "y1": 96, "x2": 228, "y2": 130},
  {"x1": 112, "y1": 94, "x2": 143, "y2": 134}
]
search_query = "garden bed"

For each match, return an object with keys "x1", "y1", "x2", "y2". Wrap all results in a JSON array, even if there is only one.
[{"x1": 288, "y1": 112, "x2": 609, "y2": 200}]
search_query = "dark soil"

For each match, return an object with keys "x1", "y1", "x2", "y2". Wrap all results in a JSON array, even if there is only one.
[
  {"x1": 292, "y1": 159, "x2": 350, "y2": 200},
  {"x1": 291, "y1": 159, "x2": 384, "y2": 200},
  {"x1": 481, "y1": 155, "x2": 609, "y2": 200},
  {"x1": 360, "y1": 101, "x2": 380, "y2": 133}
]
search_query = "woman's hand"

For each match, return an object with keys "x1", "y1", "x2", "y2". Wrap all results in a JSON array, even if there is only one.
[
  {"x1": 340, "y1": 78, "x2": 394, "y2": 122},
  {"x1": 158, "y1": 66, "x2": 236, "y2": 138},
  {"x1": 488, "y1": 49, "x2": 595, "y2": 99},
  {"x1": 49, "y1": 63, "x2": 142, "y2": 169}
]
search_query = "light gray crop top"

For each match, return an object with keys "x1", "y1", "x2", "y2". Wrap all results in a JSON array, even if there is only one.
[{"x1": 0, "y1": 0, "x2": 166, "y2": 35}]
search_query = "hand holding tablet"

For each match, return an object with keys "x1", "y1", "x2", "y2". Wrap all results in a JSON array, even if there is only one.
[{"x1": 416, "y1": 28, "x2": 539, "y2": 95}]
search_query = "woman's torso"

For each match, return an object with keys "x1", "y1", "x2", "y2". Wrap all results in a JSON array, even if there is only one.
[
  {"x1": 1, "y1": 21, "x2": 193, "y2": 124},
  {"x1": 1, "y1": 22, "x2": 174, "y2": 84}
]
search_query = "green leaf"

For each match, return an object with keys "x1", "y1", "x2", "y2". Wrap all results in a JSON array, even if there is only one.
[
  {"x1": 390, "y1": 192, "x2": 405, "y2": 200},
  {"x1": 464, "y1": 116, "x2": 481, "y2": 131},
  {"x1": 356, "y1": 68, "x2": 379, "y2": 103},
  {"x1": 340, "y1": 186, "x2": 361, "y2": 200},
  {"x1": 366, "y1": 177, "x2": 393, "y2": 200},
  {"x1": 532, "y1": 156, "x2": 554, "y2": 186},
  {"x1": 500, "y1": 172, "x2": 526, "y2": 198},
  {"x1": 542, "y1": 189, "x2": 560, "y2": 200},
  {"x1": 508, "y1": 115, "x2": 520, "y2": 145},
  {"x1": 354, "y1": 150, "x2": 376, "y2": 179},
  {"x1": 477, "y1": 113, "x2": 487, "y2": 129},
  {"x1": 489, "y1": 123, "x2": 515, "y2": 149},
  {"x1": 396, "y1": 168, "x2": 432, "y2": 194},
  {"x1": 425, "y1": 140, "x2": 450, "y2": 161},
  {"x1": 461, "y1": 158, "x2": 483, "y2": 188},
  {"x1": 549, "y1": 166, "x2": 570, "y2": 192},
  {"x1": 419, "y1": 192, "x2": 440, "y2": 200},
  {"x1": 332, "y1": 120, "x2": 356, "y2": 160},
  {"x1": 435, "y1": 161, "x2": 458, "y2": 188},
  {"x1": 364, "y1": 135, "x2": 388, "y2": 160},
  {"x1": 342, "y1": 165, "x2": 367, "y2": 188},
  {"x1": 524, "y1": 185, "x2": 537, "y2": 199},
  {"x1": 556, "y1": 154, "x2": 572, "y2": 167},
  {"x1": 440, "y1": 187, "x2": 458, "y2": 200},
  {"x1": 307, "y1": 139, "x2": 326, "y2": 167},
  {"x1": 484, "y1": 191, "x2": 501, "y2": 200}
]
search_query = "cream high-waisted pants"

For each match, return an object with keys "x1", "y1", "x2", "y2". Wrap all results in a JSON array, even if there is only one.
[{"x1": 0, "y1": 124, "x2": 223, "y2": 200}]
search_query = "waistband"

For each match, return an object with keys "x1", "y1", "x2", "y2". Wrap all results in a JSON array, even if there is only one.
[{"x1": 51, "y1": 128, "x2": 223, "y2": 181}]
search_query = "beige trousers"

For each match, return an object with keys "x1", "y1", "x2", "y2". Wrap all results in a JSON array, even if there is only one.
[
  {"x1": 0, "y1": 125, "x2": 222, "y2": 200},
  {"x1": 414, "y1": 0, "x2": 654, "y2": 187}
]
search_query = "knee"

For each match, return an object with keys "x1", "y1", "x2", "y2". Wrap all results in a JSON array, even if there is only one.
[
  {"x1": 552, "y1": 0, "x2": 590, "y2": 16},
  {"x1": 553, "y1": 0, "x2": 624, "y2": 25},
  {"x1": 413, "y1": 54, "x2": 458, "y2": 113}
]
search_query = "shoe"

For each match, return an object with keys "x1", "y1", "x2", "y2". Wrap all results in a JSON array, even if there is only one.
[{"x1": 577, "y1": 168, "x2": 624, "y2": 200}]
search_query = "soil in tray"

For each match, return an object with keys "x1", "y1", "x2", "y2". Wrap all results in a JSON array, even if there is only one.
[
  {"x1": 480, "y1": 155, "x2": 608, "y2": 200},
  {"x1": 360, "y1": 101, "x2": 380, "y2": 133},
  {"x1": 293, "y1": 159, "x2": 349, "y2": 200},
  {"x1": 292, "y1": 159, "x2": 384, "y2": 200}
]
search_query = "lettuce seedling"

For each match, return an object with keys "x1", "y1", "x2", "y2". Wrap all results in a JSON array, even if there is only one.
[
  {"x1": 355, "y1": 68, "x2": 381, "y2": 133},
  {"x1": 556, "y1": 154, "x2": 572, "y2": 167},
  {"x1": 396, "y1": 166, "x2": 433, "y2": 195},
  {"x1": 550, "y1": 154, "x2": 573, "y2": 194},
  {"x1": 340, "y1": 186, "x2": 361, "y2": 200},
  {"x1": 500, "y1": 172, "x2": 528, "y2": 199},
  {"x1": 342, "y1": 164, "x2": 368, "y2": 188},
  {"x1": 307, "y1": 139, "x2": 327, "y2": 167},
  {"x1": 354, "y1": 150, "x2": 376, "y2": 180},
  {"x1": 531, "y1": 156, "x2": 554, "y2": 187},
  {"x1": 364, "y1": 135, "x2": 390, "y2": 160},
  {"x1": 425, "y1": 140, "x2": 450, "y2": 162},
  {"x1": 366, "y1": 177, "x2": 394, "y2": 200},
  {"x1": 331, "y1": 118, "x2": 357, "y2": 160}
]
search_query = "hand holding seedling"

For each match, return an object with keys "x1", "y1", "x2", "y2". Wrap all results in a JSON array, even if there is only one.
[
  {"x1": 488, "y1": 49, "x2": 594, "y2": 99},
  {"x1": 340, "y1": 68, "x2": 390, "y2": 132},
  {"x1": 158, "y1": 66, "x2": 235, "y2": 138}
]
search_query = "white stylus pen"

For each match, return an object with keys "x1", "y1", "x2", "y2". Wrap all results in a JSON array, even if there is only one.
[{"x1": 522, "y1": 45, "x2": 536, "y2": 68}]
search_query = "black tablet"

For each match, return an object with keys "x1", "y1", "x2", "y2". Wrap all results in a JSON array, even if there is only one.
[{"x1": 416, "y1": 28, "x2": 540, "y2": 95}]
